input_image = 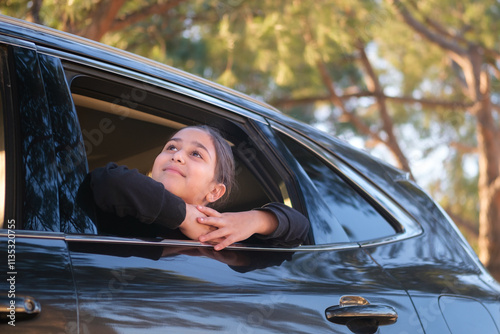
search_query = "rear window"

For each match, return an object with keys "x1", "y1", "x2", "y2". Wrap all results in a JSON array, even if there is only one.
[{"x1": 277, "y1": 132, "x2": 397, "y2": 243}]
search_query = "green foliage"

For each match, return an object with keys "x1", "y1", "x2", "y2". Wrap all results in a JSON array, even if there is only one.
[{"x1": 1, "y1": 0, "x2": 31, "y2": 17}]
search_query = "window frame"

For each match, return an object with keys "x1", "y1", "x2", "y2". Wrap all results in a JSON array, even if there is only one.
[
  {"x1": 59, "y1": 59, "x2": 312, "y2": 249},
  {"x1": 65, "y1": 68, "x2": 287, "y2": 205},
  {"x1": 270, "y1": 121, "x2": 422, "y2": 247}
]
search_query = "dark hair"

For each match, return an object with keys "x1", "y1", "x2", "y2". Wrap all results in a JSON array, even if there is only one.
[{"x1": 180, "y1": 125, "x2": 235, "y2": 207}]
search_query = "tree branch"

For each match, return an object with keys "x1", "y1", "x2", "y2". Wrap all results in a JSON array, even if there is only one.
[
  {"x1": 420, "y1": 6, "x2": 500, "y2": 62},
  {"x1": 78, "y1": 0, "x2": 127, "y2": 40},
  {"x1": 301, "y1": 18, "x2": 385, "y2": 146},
  {"x1": 388, "y1": 0, "x2": 466, "y2": 55},
  {"x1": 271, "y1": 91, "x2": 473, "y2": 110},
  {"x1": 315, "y1": 57, "x2": 382, "y2": 141},
  {"x1": 109, "y1": 0, "x2": 188, "y2": 33},
  {"x1": 389, "y1": 0, "x2": 492, "y2": 102},
  {"x1": 424, "y1": 15, "x2": 468, "y2": 44},
  {"x1": 356, "y1": 41, "x2": 414, "y2": 178},
  {"x1": 449, "y1": 141, "x2": 478, "y2": 154}
]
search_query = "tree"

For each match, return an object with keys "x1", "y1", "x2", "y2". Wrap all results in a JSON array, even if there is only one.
[
  {"x1": 2, "y1": 0, "x2": 188, "y2": 41},
  {"x1": 384, "y1": 0, "x2": 500, "y2": 280}
]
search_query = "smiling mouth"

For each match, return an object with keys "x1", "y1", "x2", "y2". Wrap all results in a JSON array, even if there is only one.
[{"x1": 163, "y1": 167, "x2": 185, "y2": 176}]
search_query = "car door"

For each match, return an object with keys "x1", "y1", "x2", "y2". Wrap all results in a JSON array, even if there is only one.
[
  {"x1": 262, "y1": 120, "x2": 427, "y2": 333},
  {"x1": 67, "y1": 235, "x2": 416, "y2": 334},
  {"x1": 269, "y1": 119, "x2": 500, "y2": 334},
  {"x1": 0, "y1": 39, "x2": 84, "y2": 332},
  {"x1": 62, "y1": 62, "x2": 425, "y2": 333}
]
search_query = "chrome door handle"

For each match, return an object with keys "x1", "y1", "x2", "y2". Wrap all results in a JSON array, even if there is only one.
[
  {"x1": 325, "y1": 296, "x2": 397, "y2": 334},
  {"x1": 1, "y1": 296, "x2": 41, "y2": 323}
]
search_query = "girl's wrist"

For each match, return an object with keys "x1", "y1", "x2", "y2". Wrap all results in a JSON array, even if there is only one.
[{"x1": 253, "y1": 210, "x2": 278, "y2": 235}]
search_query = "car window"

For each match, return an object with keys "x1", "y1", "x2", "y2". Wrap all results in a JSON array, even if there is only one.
[
  {"x1": 38, "y1": 54, "x2": 95, "y2": 234},
  {"x1": 276, "y1": 130, "x2": 397, "y2": 244},
  {"x1": 13, "y1": 46, "x2": 60, "y2": 232},
  {"x1": 65, "y1": 69, "x2": 291, "y2": 238},
  {"x1": 11, "y1": 47, "x2": 95, "y2": 233}
]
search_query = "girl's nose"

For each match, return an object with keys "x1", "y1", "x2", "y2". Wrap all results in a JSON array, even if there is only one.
[{"x1": 172, "y1": 150, "x2": 185, "y2": 163}]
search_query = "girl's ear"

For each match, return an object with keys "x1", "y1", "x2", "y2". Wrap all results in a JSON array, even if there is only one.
[{"x1": 206, "y1": 183, "x2": 226, "y2": 204}]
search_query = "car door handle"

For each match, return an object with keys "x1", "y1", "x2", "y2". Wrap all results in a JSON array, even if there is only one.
[
  {"x1": 325, "y1": 296, "x2": 397, "y2": 334},
  {"x1": 1, "y1": 296, "x2": 41, "y2": 323}
]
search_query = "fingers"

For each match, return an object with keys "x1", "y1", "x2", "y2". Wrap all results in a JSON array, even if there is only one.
[
  {"x1": 199, "y1": 229, "x2": 238, "y2": 251},
  {"x1": 196, "y1": 205, "x2": 221, "y2": 217},
  {"x1": 213, "y1": 238, "x2": 235, "y2": 251},
  {"x1": 199, "y1": 228, "x2": 227, "y2": 243},
  {"x1": 196, "y1": 215, "x2": 225, "y2": 229},
  {"x1": 194, "y1": 209, "x2": 247, "y2": 251}
]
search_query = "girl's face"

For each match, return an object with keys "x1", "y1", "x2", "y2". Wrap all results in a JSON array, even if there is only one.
[{"x1": 151, "y1": 128, "x2": 226, "y2": 205}]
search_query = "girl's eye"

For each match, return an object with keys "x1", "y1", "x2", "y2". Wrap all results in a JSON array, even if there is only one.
[
  {"x1": 165, "y1": 144, "x2": 177, "y2": 151},
  {"x1": 191, "y1": 150, "x2": 202, "y2": 158}
]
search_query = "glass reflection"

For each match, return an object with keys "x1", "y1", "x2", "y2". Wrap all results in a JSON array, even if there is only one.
[
  {"x1": 278, "y1": 133, "x2": 395, "y2": 243},
  {"x1": 38, "y1": 54, "x2": 96, "y2": 234},
  {"x1": 365, "y1": 179, "x2": 486, "y2": 295},
  {"x1": 14, "y1": 46, "x2": 60, "y2": 231},
  {"x1": 14, "y1": 46, "x2": 96, "y2": 233},
  {"x1": 67, "y1": 242, "x2": 390, "y2": 333}
]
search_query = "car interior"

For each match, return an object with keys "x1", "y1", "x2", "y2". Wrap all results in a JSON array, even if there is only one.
[{"x1": 68, "y1": 71, "x2": 290, "y2": 216}]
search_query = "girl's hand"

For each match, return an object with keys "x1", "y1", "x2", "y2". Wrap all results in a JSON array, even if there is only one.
[
  {"x1": 196, "y1": 206, "x2": 278, "y2": 251},
  {"x1": 178, "y1": 203, "x2": 214, "y2": 240}
]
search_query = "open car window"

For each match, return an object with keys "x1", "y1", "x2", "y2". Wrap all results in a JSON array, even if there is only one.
[{"x1": 65, "y1": 65, "x2": 295, "y2": 239}]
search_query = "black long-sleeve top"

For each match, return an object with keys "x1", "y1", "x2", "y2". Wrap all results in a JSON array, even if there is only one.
[{"x1": 78, "y1": 163, "x2": 309, "y2": 247}]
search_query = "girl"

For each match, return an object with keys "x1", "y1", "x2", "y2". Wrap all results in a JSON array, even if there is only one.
[{"x1": 81, "y1": 125, "x2": 309, "y2": 250}]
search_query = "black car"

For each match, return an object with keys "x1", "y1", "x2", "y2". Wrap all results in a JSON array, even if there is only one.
[{"x1": 0, "y1": 15, "x2": 499, "y2": 334}]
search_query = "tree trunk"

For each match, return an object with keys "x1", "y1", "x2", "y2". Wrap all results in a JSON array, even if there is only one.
[
  {"x1": 74, "y1": 0, "x2": 188, "y2": 42},
  {"x1": 78, "y1": 0, "x2": 127, "y2": 41},
  {"x1": 389, "y1": 0, "x2": 500, "y2": 281},
  {"x1": 475, "y1": 71, "x2": 500, "y2": 280},
  {"x1": 26, "y1": 0, "x2": 43, "y2": 24}
]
